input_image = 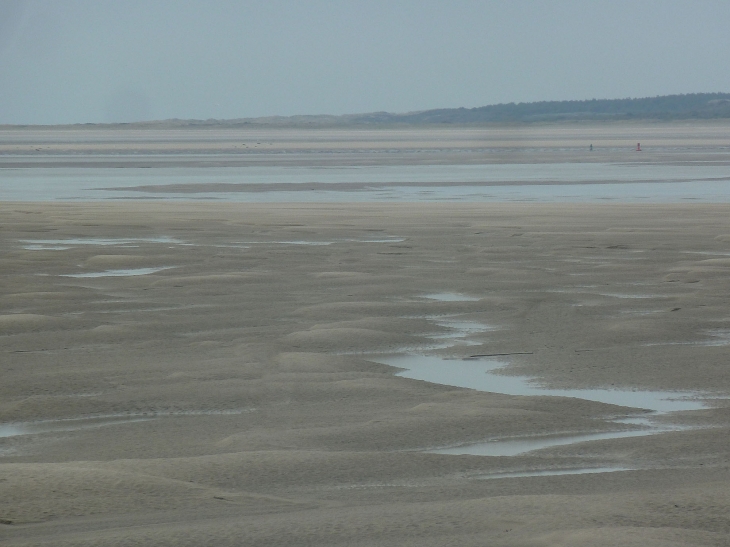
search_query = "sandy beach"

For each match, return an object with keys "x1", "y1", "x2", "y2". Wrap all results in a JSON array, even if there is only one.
[{"x1": 1, "y1": 124, "x2": 730, "y2": 546}]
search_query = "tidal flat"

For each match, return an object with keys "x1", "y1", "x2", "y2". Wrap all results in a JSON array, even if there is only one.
[{"x1": 1, "y1": 123, "x2": 730, "y2": 546}]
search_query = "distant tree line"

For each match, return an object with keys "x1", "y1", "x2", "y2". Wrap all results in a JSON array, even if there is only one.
[
  {"x1": 352, "y1": 93, "x2": 730, "y2": 124},
  {"x1": 51, "y1": 93, "x2": 730, "y2": 128}
]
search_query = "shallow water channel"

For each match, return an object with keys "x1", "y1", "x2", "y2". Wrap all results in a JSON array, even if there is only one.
[
  {"x1": 61, "y1": 267, "x2": 174, "y2": 278},
  {"x1": 369, "y1": 311, "x2": 715, "y2": 475},
  {"x1": 5, "y1": 162, "x2": 730, "y2": 202},
  {"x1": 0, "y1": 415, "x2": 154, "y2": 440}
]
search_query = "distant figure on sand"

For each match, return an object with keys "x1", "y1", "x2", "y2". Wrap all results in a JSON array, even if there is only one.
[
  {"x1": 589, "y1": 144, "x2": 593, "y2": 151},
  {"x1": 636, "y1": 143, "x2": 642, "y2": 151}
]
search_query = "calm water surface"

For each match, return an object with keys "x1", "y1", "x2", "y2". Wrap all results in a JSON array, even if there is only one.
[{"x1": 2, "y1": 162, "x2": 730, "y2": 202}]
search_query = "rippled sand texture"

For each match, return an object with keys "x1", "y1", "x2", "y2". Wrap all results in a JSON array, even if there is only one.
[{"x1": 1, "y1": 199, "x2": 729, "y2": 546}]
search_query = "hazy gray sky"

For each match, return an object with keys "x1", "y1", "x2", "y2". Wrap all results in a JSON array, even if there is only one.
[{"x1": 1, "y1": 0, "x2": 729, "y2": 124}]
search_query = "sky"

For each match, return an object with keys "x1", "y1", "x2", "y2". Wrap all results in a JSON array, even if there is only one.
[{"x1": 1, "y1": 0, "x2": 729, "y2": 124}]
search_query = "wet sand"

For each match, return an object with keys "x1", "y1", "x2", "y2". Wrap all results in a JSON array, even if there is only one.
[
  {"x1": 2, "y1": 121, "x2": 730, "y2": 545},
  {"x1": 2, "y1": 120, "x2": 730, "y2": 168},
  {"x1": 2, "y1": 197, "x2": 730, "y2": 545}
]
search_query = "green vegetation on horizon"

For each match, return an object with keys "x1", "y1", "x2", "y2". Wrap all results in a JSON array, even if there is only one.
[
  {"x1": 5, "y1": 93, "x2": 730, "y2": 128},
  {"x1": 176, "y1": 92, "x2": 730, "y2": 126},
  {"x1": 369, "y1": 92, "x2": 730, "y2": 124}
]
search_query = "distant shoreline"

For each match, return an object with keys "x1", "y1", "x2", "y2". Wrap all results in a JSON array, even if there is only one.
[{"x1": 2, "y1": 93, "x2": 729, "y2": 129}]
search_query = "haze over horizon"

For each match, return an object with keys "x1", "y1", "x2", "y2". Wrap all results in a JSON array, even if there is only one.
[{"x1": 1, "y1": 0, "x2": 729, "y2": 125}]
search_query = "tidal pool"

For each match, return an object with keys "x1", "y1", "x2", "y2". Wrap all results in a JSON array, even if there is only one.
[
  {"x1": 430, "y1": 426, "x2": 685, "y2": 457},
  {"x1": 21, "y1": 237, "x2": 182, "y2": 249},
  {"x1": 377, "y1": 354, "x2": 706, "y2": 413},
  {"x1": 0, "y1": 416, "x2": 153, "y2": 438},
  {"x1": 371, "y1": 353, "x2": 711, "y2": 458},
  {"x1": 236, "y1": 237, "x2": 405, "y2": 246},
  {"x1": 421, "y1": 293, "x2": 481, "y2": 302},
  {"x1": 424, "y1": 319, "x2": 495, "y2": 349},
  {"x1": 62, "y1": 267, "x2": 173, "y2": 278},
  {"x1": 475, "y1": 467, "x2": 632, "y2": 480},
  {"x1": 5, "y1": 162, "x2": 730, "y2": 202},
  {"x1": 371, "y1": 298, "x2": 725, "y2": 466}
]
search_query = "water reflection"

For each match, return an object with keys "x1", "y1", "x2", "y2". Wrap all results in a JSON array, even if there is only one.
[
  {"x1": 431, "y1": 426, "x2": 685, "y2": 457},
  {"x1": 371, "y1": 353, "x2": 712, "y2": 458},
  {"x1": 0, "y1": 416, "x2": 153, "y2": 438},
  {"x1": 4, "y1": 163, "x2": 730, "y2": 202},
  {"x1": 378, "y1": 355, "x2": 706, "y2": 413},
  {"x1": 21, "y1": 237, "x2": 181, "y2": 247},
  {"x1": 421, "y1": 293, "x2": 481, "y2": 302},
  {"x1": 475, "y1": 466, "x2": 631, "y2": 480},
  {"x1": 62, "y1": 267, "x2": 173, "y2": 278}
]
